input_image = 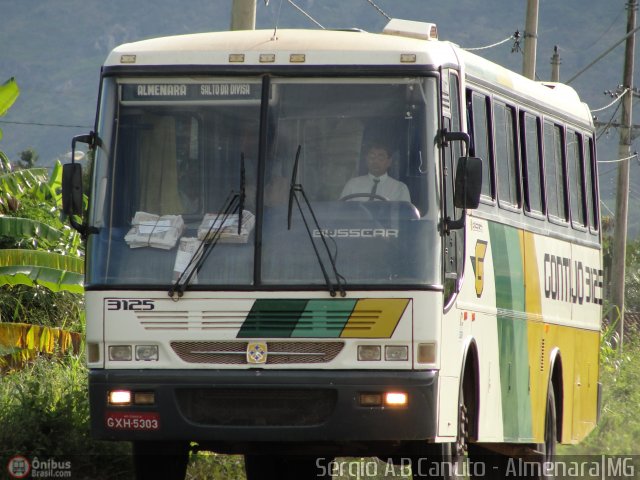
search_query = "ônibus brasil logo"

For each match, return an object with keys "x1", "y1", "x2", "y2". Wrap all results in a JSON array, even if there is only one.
[{"x1": 7, "y1": 455, "x2": 30, "y2": 479}]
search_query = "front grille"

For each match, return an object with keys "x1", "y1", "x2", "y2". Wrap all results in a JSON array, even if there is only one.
[
  {"x1": 170, "y1": 340, "x2": 344, "y2": 364},
  {"x1": 176, "y1": 388, "x2": 337, "y2": 426}
]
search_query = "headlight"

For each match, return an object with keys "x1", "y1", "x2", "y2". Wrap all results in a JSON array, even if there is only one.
[
  {"x1": 357, "y1": 345, "x2": 381, "y2": 361},
  {"x1": 385, "y1": 345, "x2": 408, "y2": 361},
  {"x1": 135, "y1": 345, "x2": 159, "y2": 361},
  {"x1": 108, "y1": 345, "x2": 132, "y2": 361}
]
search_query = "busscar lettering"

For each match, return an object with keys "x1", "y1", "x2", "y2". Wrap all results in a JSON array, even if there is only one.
[
  {"x1": 543, "y1": 253, "x2": 603, "y2": 305},
  {"x1": 312, "y1": 228, "x2": 399, "y2": 238},
  {"x1": 136, "y1": 84, "x2": 187, "y2": 96}
]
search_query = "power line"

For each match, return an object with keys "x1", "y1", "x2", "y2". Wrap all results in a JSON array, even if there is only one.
[
  {"x1": 363, "y1": 0, "x2": 391, "y2": 20},
  {"x1": 286, "y1": 0, "x2": 324, "y2": 29},
  {"x1": 596, "y1": 100, "x2": 623, "y2": 140},
  {"x1": 598, "y1": 152, "x2": 638, "y2": 163},
  {"x1": 0, "y1": 119, "x2": 91, "y2": 129},
  {"x1": 591, "y1": 88, "x2": 629, "y2": 112},
  {"x1": 463, "y1": 34, "x2": 517, "y2": 51},
  {"x1": 567, "y1": 22, "x2": 640, "y2": 84}
]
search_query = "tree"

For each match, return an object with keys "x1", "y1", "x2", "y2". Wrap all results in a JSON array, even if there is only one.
[{"x1": 16, "y1": 147, "x2": 39, "y2": 169}]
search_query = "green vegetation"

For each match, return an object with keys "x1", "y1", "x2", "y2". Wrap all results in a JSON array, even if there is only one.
[{"x1": 0, "y1": 355, "x2": 133, "y2": 478}]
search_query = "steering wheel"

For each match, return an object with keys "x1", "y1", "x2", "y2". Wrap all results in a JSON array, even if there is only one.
[{"x1": 339, "y1": 193, "x2": 389, "y2": 201}]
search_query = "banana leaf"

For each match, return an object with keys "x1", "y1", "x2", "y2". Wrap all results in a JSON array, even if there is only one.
[
  {"x1": 0, "y1": 249, "x2": 84, "y2": 293},
  {"x1": 0, "y1": 322, "x2": 82, "y2": 370},
  {"x1": 0, "y1": 216, "x2": 64, "y2": 245},
  {"x1": 0, "y1": 77, "x2": 19, "y2": 117}
]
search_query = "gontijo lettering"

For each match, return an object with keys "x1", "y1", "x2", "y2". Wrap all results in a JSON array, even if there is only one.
[{"x1": 543, "y1": 253, "x2": 603, "y2": 305}]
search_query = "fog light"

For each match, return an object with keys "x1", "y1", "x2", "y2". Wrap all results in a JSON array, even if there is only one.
[
  {"x1": 109, "y1": 390, "x2": 132, "y2": 405},
  {"x1": 136, "y1": 345, "x2": 159, "y2": 361},
  {"x1": 359, "y1": 393, "x2": 383, "y2": 407},
  {"x1": 134, "y1": 392, "x2": 156, "y2": 405},
  {"x1": 109, "y1": 345, "x2": 132, "y2": 361},
  {"x1": 357, "y1": 345, "x2": 381, "y2": 361},
  {"x1": 385, "y1": 345, "x2": 408, "y2": 361},
  {"x1": 417, "y1": 343, "x2": 437, "y2": 364},
  {"x1": 384, "y1": 392, "x2": 408, "y2": 407}
]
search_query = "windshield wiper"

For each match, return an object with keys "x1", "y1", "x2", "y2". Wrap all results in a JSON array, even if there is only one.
[
  {"x1": 169, "y1": 154, "x2": 246, "y2": 299},
  {"x1": 287, "y1": 145, "x2": 346, "y2": 297}
]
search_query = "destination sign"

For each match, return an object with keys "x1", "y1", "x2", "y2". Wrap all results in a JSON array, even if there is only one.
[{"x1": 121, "y1": 83, "x2": 261, "y2": 102}]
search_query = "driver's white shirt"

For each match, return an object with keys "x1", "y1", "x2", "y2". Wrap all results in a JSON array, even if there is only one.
[{"x1": 340, "y1": 173, "x2": 411, "y2": 202}]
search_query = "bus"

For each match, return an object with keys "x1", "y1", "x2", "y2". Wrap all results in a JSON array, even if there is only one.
[{"x1": 62, "y1": 18, "x2": 602, "y2": 480}]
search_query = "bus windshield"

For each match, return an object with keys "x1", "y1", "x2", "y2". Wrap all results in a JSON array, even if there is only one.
[{"x1": 87, "y1": 76, "x2": 439, "y2": 289}]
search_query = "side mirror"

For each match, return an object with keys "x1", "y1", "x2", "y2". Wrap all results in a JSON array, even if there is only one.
[
  {"x1": 62, "y1": 163, "x2": 83, "y2": 216},
  {"x1": 454, "y1": 156, "x2": 482, "y2": 210}
]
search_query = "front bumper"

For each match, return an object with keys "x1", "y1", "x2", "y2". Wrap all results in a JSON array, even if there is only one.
[{"x1": 91, "y1": 369, "x2": 438, "y2": 450}]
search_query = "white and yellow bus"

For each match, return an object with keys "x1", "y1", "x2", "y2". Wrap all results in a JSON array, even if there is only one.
[{"x1": 63, "y1": 18, "x2": 601, "y2": 480}]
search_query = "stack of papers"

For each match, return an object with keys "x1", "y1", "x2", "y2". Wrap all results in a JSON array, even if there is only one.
[
  {"x1": 172, "y1": 237, "x2": 202, "y2": 284},
  {"x1": 197, "y1": 210, "x2": 255, "y2": 244},
  {"x1": 125, "y1": 212, "x2": 184, "y2": 249}
]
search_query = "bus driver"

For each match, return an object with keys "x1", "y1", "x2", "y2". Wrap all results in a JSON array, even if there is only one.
[{"x1": 340, "y1": 142, "x2": 411, "y2": 202}]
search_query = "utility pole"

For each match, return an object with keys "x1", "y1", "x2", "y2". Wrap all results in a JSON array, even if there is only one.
[
  {"x1": 611, "y1": 0, "x2": 638, "y2": 348},
  {"x1": 550, "y1": 46, "x2": 561, "y2": 82},
  {"x1": 231, "y1": 0, "x2": 257, "y2": 30},
  {"x1": 523, "y1": 0, "x2": 539, "y2": 80}
]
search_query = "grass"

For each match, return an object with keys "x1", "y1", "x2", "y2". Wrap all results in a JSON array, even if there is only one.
[{"x1": 0, "y1": 354, "x2": 132, "y2": 479}]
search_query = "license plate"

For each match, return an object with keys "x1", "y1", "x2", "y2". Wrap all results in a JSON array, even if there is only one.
[{"x1": 105, "y1": 411, "x2": 160, "y2": 431}]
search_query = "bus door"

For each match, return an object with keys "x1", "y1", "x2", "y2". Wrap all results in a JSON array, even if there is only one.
[{"x1": 441, "y1": 69, "x2": 464, "y2": 307}]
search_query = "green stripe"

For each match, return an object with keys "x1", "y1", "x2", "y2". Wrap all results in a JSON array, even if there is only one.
[
  {"x1": 238, "y1": 299, "x2": 308, "y2": 338},
  {"x1": 489, "y1": 222, "x2": 533, "y2": 442},
  {"x1": 291, "y1": 299, "x2": 356, "y2": 338}
]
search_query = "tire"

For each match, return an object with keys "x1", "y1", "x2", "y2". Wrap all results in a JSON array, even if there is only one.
[
  {"x1": 132, "y1": 441, "x2": 189, "y2": 480},
  {"x1": 412, "y1": 380, "x2": 470, "y2": 480},
  {"x1": 523, "y1": 383, "x2": 557, "y2": 480},
  {"x1": 470, "y1": 383, "x2": 557, "y2": 480}
]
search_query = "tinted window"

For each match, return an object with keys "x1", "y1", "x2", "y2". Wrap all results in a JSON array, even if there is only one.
[
  {"x1": 494, "y1": 102, "x2": 519, "y2": 207},
  {"x1": 471, "y1": 92, "x2": 493, "y2": 199},
  {"x1": 567, "y1": 130, "x2": 586, "y2": 227},
  {"x1": 584, "y1": 136, "x2": 598, "y2": 231},
  {"x1": 543, "y1": 121, "x2": 568, "y2": 222},
  {"x1": 522, "y1": 112, "x2": 543, "y2": 213}
]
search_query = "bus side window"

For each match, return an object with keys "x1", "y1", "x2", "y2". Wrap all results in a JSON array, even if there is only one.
[
  {"x1": 521, "y1": 112, "x2": 543, "y2": 214},
  {"x1": 543, "y1": 121, "x2": 569, "y2": 223},
  {"x1": 567, "y1": 130, "x2": 587, "y2": 228},
  {"x1": 494, "y1": 101, "x2": 519, "y2": 209},
  {"x1": 584, "y1": 136, "x2": 599, "y2": 232},
  {"x1": 468, "y1": 90, "x2": 494, "y2": 200}
]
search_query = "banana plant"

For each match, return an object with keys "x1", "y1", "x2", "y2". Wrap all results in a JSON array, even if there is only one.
[
  {"x1": 0, "y1": 77, "x2": 19, "y2": 145},
  {"x1": 0, "y1": 321, "x2": 82, "y2": 370}
]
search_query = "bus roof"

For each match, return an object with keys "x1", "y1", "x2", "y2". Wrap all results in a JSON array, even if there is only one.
[
  {"x1": 105, "y1": 28, "x2": 455, "y2": 68},
  {"x1": 105, "y1": 22, "x2": 592, "y2": 126}
]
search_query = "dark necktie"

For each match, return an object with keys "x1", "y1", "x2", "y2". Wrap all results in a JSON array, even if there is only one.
[{"x1": 369, "y1": 178, "x2": 380, "y2": 200}]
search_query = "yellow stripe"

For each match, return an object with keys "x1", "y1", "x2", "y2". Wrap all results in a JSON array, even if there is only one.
[
  {"x1": 521, "y1": 231, "x2": 546, "y2": 442},
  {"x1": 340, "y1": 298, "x2": 409, "y2": 338}
]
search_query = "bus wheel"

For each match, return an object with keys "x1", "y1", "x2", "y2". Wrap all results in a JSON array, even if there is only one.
[
  {"x1": 244, "y1": 455, "x2": 331, "y2": 480},
  {"x1": 132, "y1": 441, "x2": 189, "y2": 480},
  {"x1": 412, "y1": 385, "x2": 469, "y2": 479},
  {"x1": 524, "y1": 383, "x2": 557, "y2": 480}
]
